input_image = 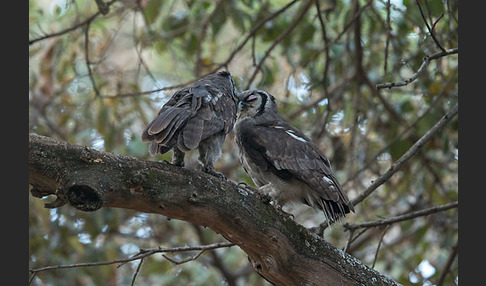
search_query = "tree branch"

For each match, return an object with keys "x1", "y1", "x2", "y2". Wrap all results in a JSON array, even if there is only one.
[
  {"x1": 245, "y1": 0, "x2": 314, "y2": 89},
  {"x1": 311, "y1": 102, "x2": 457, "y2": 234},
  {"x1": 416, "y1": 0, "x2": 445, "y2": 52},
  {"x1": 29, "y1": 133, "x2": 399, "y2": 286},
  {"x1": 376, "y1": 48, "x2": 458, "y2": 90},
  {"x1": 29, "y1": 242, "x2": 234, "y2": 274},
  {"x1": 29, "y1": 0, "x2": 118, "y2": 45},
  {"x1": 350, "y1": 103, "x2": 458, "y2": 207},
  {"x1": 344, "y1": 201, "x2": 458, "y2": 231}
]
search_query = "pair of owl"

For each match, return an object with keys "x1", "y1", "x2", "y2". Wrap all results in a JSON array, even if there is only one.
[{"x1": 141, "y1": 71, "x2": 354, "y2": 223}]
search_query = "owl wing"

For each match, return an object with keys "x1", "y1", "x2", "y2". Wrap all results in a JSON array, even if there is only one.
[
  {"x1": 142, "y1": 82, "x2": 236, "y2": 153},
  {"x1": 240, "y1": 121, "x2": 353, "y2": 213},
  {"x1": 197, "y1": 83, "x2": 237, "y2": 140}
]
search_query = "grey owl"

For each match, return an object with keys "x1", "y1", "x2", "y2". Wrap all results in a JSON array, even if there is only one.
[
  {"x1": 141, "y1": 71, "x2": 238, "y2": 179},
  {"x1": 234, "y1": 90, "x2": 354, "y2": 222}
]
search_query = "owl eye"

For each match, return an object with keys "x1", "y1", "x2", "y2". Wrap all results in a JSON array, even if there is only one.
[{"x1": 245, "y1": 94, "x2": 258, "y2": 102}]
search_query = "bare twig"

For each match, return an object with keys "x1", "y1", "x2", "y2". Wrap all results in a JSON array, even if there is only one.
[
  {"x1": 344, "y1": 201, "x2": 458, "y2": 231},
  {"x1": 162, "y1": 250, "x2": 206, "y2": 265},
  {"x1": 84, "y1": 21, "x2": 100, "y2": 97},
  {"x1": 29, "y1": 242, "x2": 235, "y2": 275},
  {"x1": 300, "y1": 0, "x2": 373, "y2": 69},
  {"x1": 343, "y1": 67, "x2": 456, "y2": 187},
  {"x1": 376, "y1": 48, "x2": 458, "y2": 89},
  {"x1": 194, "y1": 0, "x2": 225, "y2": 76},
  {"x1": 372, "y1": 225, "x2": 391, "y2": 268},
  {"x1": 350, "y1": 103, "x2": 458, "y2": 206},
  {"x1": 220, "y1": 0, "x2": 299, "y2": 70},
  {"x1": 29, "y1": 0, "x2": 118, "y2": 45},
  {"x1": 245, "y1": 0, "x2": 314, "y2": 89},
  {"x1": 436, "y1": 241, "x2": 458, "y2": 286},
  {"x1": 131, "y1": 257, "x2": 144, "y2": 286},
  {"x1": 384, "y1": 0, "x2": 392, "y2": 74},
  {"x1": 416, "y1": 0, "x2": 445, "y2": 52}
]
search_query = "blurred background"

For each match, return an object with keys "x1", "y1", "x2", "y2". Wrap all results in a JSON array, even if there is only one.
[{"x1": 29, "y1": 0, "x2": 458, "y2": 285}]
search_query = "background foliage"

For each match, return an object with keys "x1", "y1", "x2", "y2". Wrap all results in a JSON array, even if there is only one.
[{"x1": 29, "y1": 0, "x2": 458, "y2": 285}]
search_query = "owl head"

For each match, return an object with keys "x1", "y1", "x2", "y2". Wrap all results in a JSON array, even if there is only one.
[{"x1": 237, "y1": 90, "x2": 280, "y2": 120}]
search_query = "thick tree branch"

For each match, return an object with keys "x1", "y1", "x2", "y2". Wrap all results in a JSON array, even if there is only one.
[{"x1": 29, "y1": 133, "x2": 399, "y2": 286}]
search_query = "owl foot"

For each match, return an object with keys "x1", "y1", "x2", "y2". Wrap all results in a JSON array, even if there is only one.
[
  {"x1": 273, "y1": 204, "x2": 295, "y2": 220},
  {"x1": 162, "y1": 160, "x2": 184, "y2": 167},
  {"x1": 202, "y1": 165, "x2": 226, "y2": 180},
  {"x1": 237, "y1": 181, "x2": 256, "y2": 191},
  {"x1": 254, "y1": 189, "x2": 273, "y2": 205}
]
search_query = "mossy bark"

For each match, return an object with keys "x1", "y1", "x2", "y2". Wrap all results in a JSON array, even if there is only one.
[{"x1": 29, "y1": 133, "x2": 400, "y2": 286}]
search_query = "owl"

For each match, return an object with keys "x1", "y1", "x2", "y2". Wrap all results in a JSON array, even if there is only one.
[
  {"x1": 234, "y1": 90, "x2": 354, "y2": 222},
  {"x1": 141, "y1": 71, "x2": 238, "y2": 179}
]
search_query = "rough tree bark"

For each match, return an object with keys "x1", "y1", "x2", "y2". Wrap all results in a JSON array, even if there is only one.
[{"x1": 29, "y1": 133, "x2": 400, "y2": 286}]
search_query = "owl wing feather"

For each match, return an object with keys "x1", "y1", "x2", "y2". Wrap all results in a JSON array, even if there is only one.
[
  {"x1": 239, "y1": 121, "x2": 353, "y2": 213},
  {"x1": 142, "y1": 78, "x2": 236, "y2": 154}
]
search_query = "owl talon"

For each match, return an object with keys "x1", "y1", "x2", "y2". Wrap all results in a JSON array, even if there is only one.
[
  {"x1": 237, "y1": 182, "x2": 256, "y2": 191},
  {"x1": 162, "y1": 160, "x2": 184, "y2": 167},
  {"x1": 202, "y1": 165, "x2": 226, "y2": 180},
  {"x1": 275, "y1": 205, "x2": 295, "y2": 220},
  {"x1": 256, "y1": 191, "x2": 273, "y2": 205}
]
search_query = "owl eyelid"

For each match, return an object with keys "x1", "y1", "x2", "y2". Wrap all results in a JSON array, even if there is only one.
[{"x1": 245, "y1": 94, "x2": 258, "y2": 102}]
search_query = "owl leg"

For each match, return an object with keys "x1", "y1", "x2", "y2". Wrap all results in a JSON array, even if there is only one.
[
  {"x1": 171, "y1": 147, "x2": 185, "y2": 167},
  {"x1": 198, "y1": 133, "x2": 226, "y2": 180},
  {"x1": 258, "y1": 184, "x2": 294, "y2": 219}
]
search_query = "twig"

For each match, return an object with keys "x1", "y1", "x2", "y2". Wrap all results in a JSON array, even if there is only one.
[
  {"x1": 436, "y1": 241, "x2": 458, "y2": 286},
  {"x1": 343, "y1": 67, "x2": 456, "y2": 187},
  {"x1": 345, "y1": 201, "x2": 458, "y2": 231},
  {"x1": 372, "y1": 225, "x2": 391, "y2": 268},
  {"x1": 344, "y1": 228, "x2": 355, "y2": 253},
  {"x1": 299, "y1": 0, "x2": 373, "y2": 69},
  {"x1": 29, "y1": 272, "x2": 36, "y2": 285},
  {"x1": 162, "y1": 250, "x2": 206, "y2": 265},
  {"x1": 29, "y1": 0, "x2": 118, "y2": 45},
  {"x1": 245, "y1": 0, "x2": 314, "y2": 89},
  {"x1": 131, "y1": 257, "x2": 144, "y2": 286},
  {"x1": 194, "y1": 0, "x2": 224, "y2": 76},
  {"x1": 416, "y1": 0, "x2": 445, "y2": 52},
  {"x1": 312, "y1": 0, "x2": 331, "y2": 133},
  {"x1": 219, "y1": 0, "x2": 299, "y2": 71},
  {"x1": 84, "y1": 21, "x2": 100, "y2": 97},
  {"x1": 29, "y1": 242, "x2": 235, "y2": 274},
  {"x1": 350, "y1": 103, "x2": 458, "y2": 207},
  {"x1": 376, "y1": 48, "x2": 458, "y2": 89},
  {"x1": 251, "y1": 35, "x2": 257, "y2": 67},
  {"x1": 384, "y1": 0, "x2": 391, "y2": 74}
]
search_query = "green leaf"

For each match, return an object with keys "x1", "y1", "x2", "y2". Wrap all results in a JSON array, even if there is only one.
[
  {"x1": 389, "y1": 139, "x2": 413, "y2": 161},
  {"x1": 144, "y1": 0, "x2": 164, "y2": 24}
]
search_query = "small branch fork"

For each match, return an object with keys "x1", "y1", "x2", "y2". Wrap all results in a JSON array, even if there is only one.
[
  {"x1": 351, "y1": 102, "x2": 457, "y2": 206},
  {"x1": 344, "y1": 201, "x2": 458, "y2": 231},
  {"x1": 311, "y1": 102, "x2": 457, "y2": 234},
  {"x1": 376, "y1": 48, "x2": 458, "y2": 90},
  {"x1": 29, "y1": 242, "x2": 235, "y2": 285},
  {"x1": 416, "y1": 0, "x2": 445, "y2": 52},
  {"x1": 343, "y1": 201, "x2": 457, "y2": 264}
]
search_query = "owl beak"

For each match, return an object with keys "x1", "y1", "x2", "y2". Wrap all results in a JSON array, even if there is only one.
[{"x1": 238, "y1": 100, "x2": 246, "y2": 110}]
